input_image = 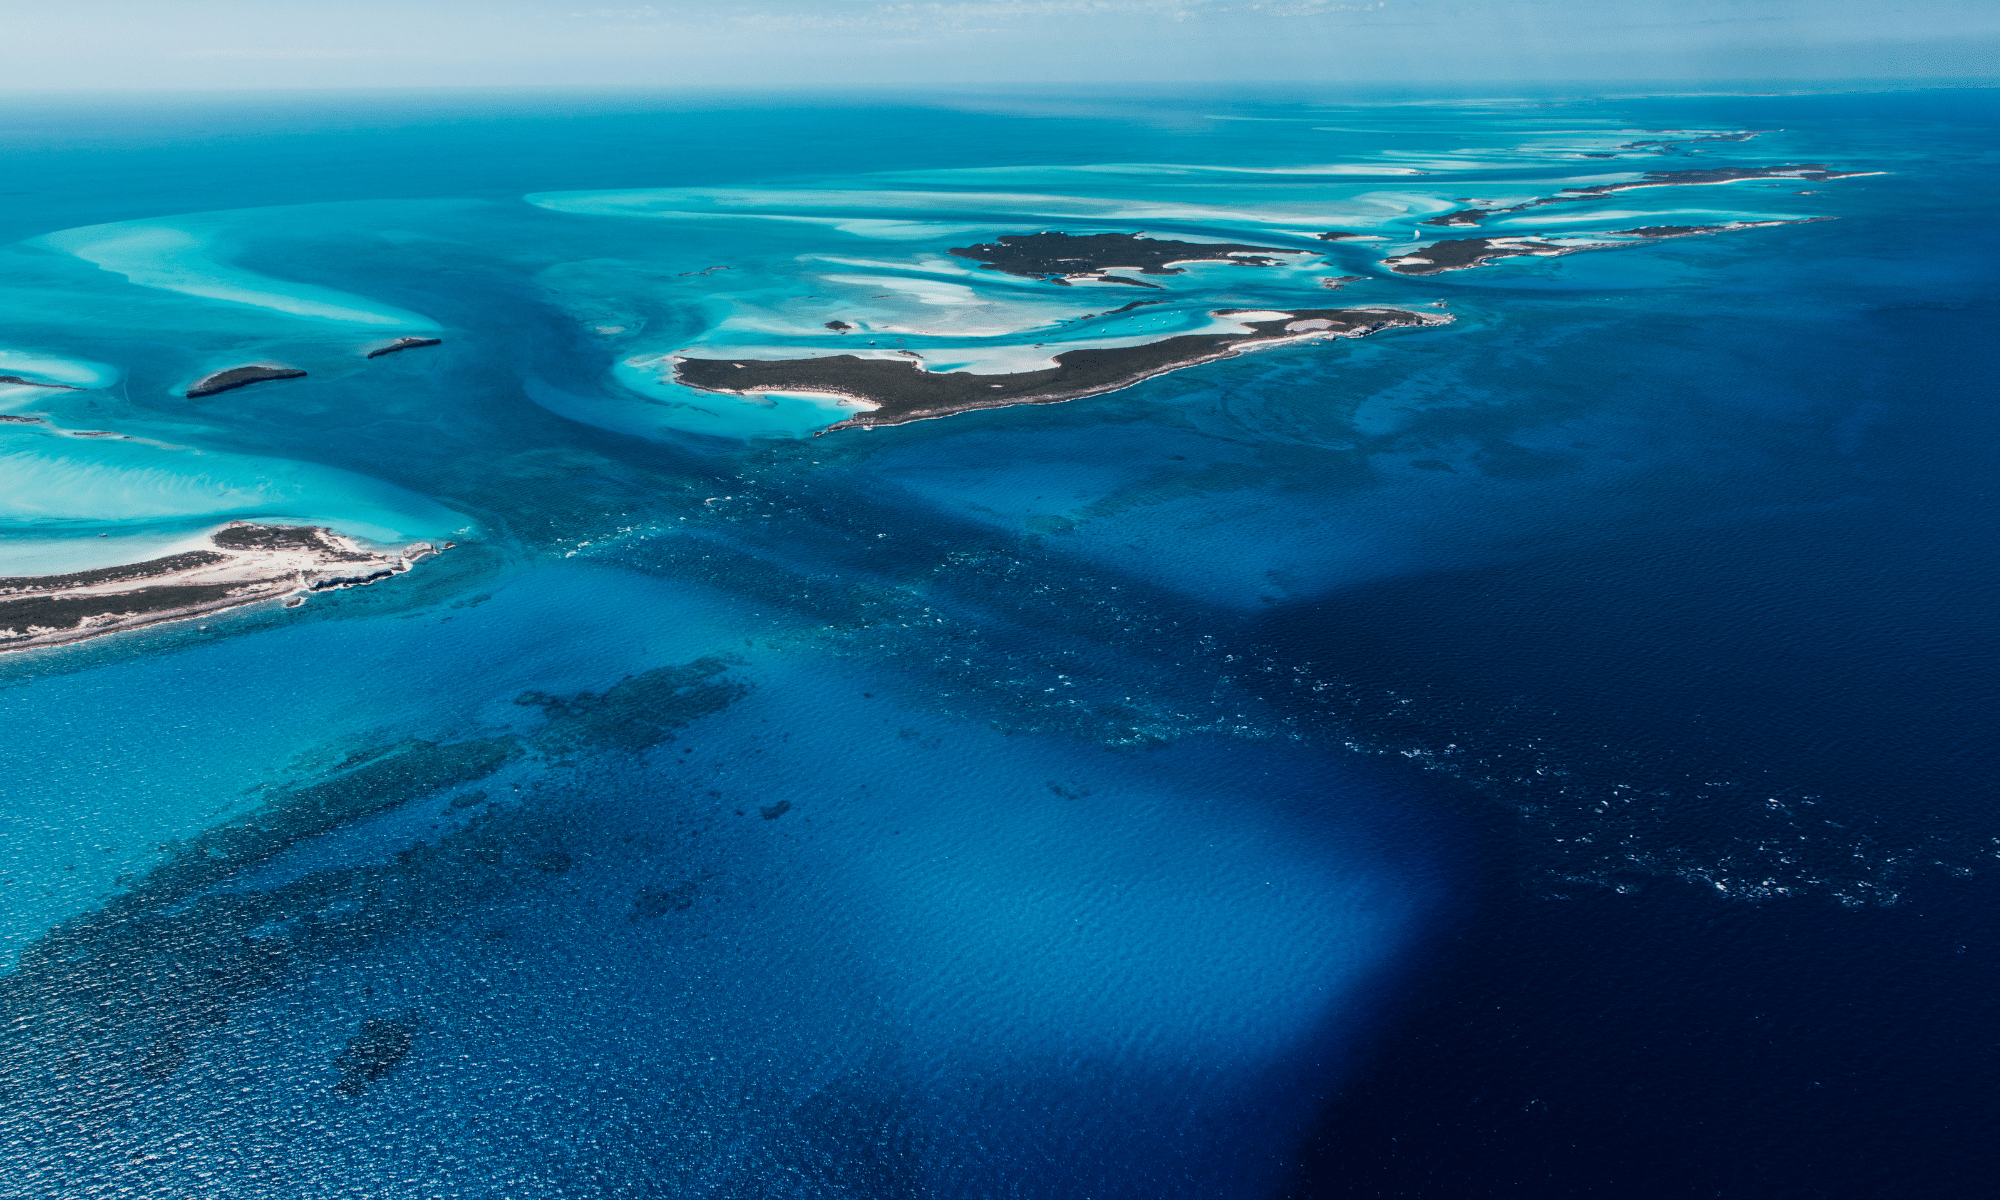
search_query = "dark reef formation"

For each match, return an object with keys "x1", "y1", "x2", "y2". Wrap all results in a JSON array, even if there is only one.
[
  {"x1": 1563, "y1": 164, "x2": 1868, "y2": 196},
  {"x1": 676, "y1": 307, "x2": 1444, "y2": 432},
  {"x1": 515, "y1": 656, "x2": 747, "y2": 758},
  {"x1": 334, "y1": 1017, "x2": 418, "y2": 1096},
  {"x1": 363, "y1": 337, "x2": 442, "y2": 359},
  {"x1": 0, "y1": 652, "x2": 748, "y2": 1146},
  {"x1": 948, "y1": 231, "x2": 1308, "y2": 287},
  {"x1": 185, "y1": 364, "x2": 306, "y2": 398},
  {"x1": 1420, "y1": 210, "x2": 1488, "y2": 228}
]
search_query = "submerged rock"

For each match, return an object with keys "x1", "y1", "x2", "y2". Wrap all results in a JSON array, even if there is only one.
[
  {"x1": 632, "y1": 881, "x2": 699, "y2": 918},
  {"x1": 334, "y1": 1016, "x2": 416, "y2": 1096}
]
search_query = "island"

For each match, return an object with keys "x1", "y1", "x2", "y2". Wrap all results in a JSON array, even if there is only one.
[
  {"x1": 1385, "y1": 237, "x2": 1582, "y2": 273},
  {"x1": 0, "y1": 522, "x2": 443, "y2": 652},
  {"x1": 1383, "y1": 219, "x2": 1821, "y2": 276},
  {"x1": 948, "y1": 231, "x2": 1312, "y2": 287},
  {"x1": 1559, "y1": 164, "x2": 1874, "y2": 197},
  {"x1": 1617, "y1": 130, "x2": 1761, "y2": 152},
  {"x1": 364, "y1": 336, "x2": 442, "y2": 359},
  {"x1": 186, "y1": 364, "x2": 307, "y2": 398},
  {"x1": 673, "y1": 306, "x2": 1447, "y2": 432},
  {"x1": 0, "y1": 375, "x2": 79, "y2": 390},
  {"x1": 1419, "y1": 163, "x2": 1876, "y2": 228},
  {"x1": 1419, "y1": 210, "x2": 1487, "y2": 228}
]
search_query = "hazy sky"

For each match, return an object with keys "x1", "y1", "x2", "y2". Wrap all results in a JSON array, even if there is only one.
[{"x1": 9, "y1": 0, "x2": 1997, "y2": 90}]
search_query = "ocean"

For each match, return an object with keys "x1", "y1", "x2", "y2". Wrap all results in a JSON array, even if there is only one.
[{"x1": 0, "y1": 84, "x2": 1993, "y2": 1197}]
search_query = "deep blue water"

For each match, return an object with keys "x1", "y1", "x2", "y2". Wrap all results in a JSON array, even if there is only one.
[{"x1": 0, "y1": 85, "x2": 1994, "y2": 1197}]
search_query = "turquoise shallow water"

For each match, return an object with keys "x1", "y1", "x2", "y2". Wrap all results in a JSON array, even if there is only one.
[{"x1": 0, "y1": 86, "x2": 1993, "y2": 1197}]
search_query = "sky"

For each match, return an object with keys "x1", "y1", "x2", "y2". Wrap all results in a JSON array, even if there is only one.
[{"x1": 6, "y1": 0, "x2": 1997, "y2": 90}]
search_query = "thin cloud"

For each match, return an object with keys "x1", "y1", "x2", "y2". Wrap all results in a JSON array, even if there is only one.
[{"x1": 567, "y1": 0, "x2": 1389, "y2": 35}]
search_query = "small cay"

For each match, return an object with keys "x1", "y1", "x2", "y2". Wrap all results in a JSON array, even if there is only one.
[
  {"x1": 0, "y1": 375, "x2": 80, "y2": 390},
  {"x1": 186, "y1": 364, "x2": 306, "y2": 398},
  {"x1": 364, "y1": 336, "x2": 443, "y2": 359},
  {"x1": 0, "y1": 522, "x2": 445, "y2": 652}
]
